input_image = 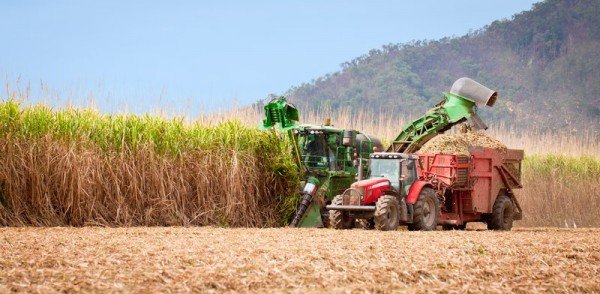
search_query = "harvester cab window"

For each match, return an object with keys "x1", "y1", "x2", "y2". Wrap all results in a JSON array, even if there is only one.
[
  {"x1": 300, "y1": 132, "x2": 328, "y2": 168},
  {"x1": 326, "y1": 134, "x2": 339, "y2": 170}
]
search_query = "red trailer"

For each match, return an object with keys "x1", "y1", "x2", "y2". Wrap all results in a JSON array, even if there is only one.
[{"x1": 326, "y1": 147, "x2": 524, "y2": 231}]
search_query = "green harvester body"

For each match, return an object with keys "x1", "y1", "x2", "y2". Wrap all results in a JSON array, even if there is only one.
[{"x1": 261, "y1": 97, "x2": 381, "y2": 227}]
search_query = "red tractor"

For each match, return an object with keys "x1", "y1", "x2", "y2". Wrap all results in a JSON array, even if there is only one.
[{"x1": 326, "y1": 148, "x2": 523, "y2": 231}]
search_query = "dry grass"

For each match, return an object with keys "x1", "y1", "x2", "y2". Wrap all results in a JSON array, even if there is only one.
[
  {"x1": 0, "y1": 227, "x2": 598, "y2": 292},
  {"x1": 517, "y1": 155, "x2": 600, "y2": 227},
  {"x1": 0, "y1": 101, "x2": 299, "y2": 227},
  {"x1": 212, "y1": 106, "x2": 600, "y2": 158}
]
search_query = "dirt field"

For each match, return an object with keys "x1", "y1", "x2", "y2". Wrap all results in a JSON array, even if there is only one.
[{"x1": 1, "y1": 227, "x2": 598, "y2": 293}]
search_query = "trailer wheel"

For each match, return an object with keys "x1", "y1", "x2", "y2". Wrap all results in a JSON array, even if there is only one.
[
  {"x1": 374, "y1": 195, "x2": 400, "y2": 231},
  {"x1": 408, "y1": 187, "x2": 440, "y2": 231},
  {"x1": 329, "y1": 195, "x2": 354, "y2": 229},
  {"x1": 356, "y1": 218, "x2": 375, "y2": 230},
  {"x1": 487, "y1": 195, "x2": 514, "y2": 231}
]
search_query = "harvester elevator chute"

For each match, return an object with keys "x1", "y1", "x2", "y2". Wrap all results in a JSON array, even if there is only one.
[{"x1": 387, "y1": 77, "x2": 497, "y2": 154}]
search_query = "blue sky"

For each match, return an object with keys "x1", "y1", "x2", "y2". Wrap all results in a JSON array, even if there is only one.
[{"x1": 0, "y1": 0, "x2": 539, "y2": 115}]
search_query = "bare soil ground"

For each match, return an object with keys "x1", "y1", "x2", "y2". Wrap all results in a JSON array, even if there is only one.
[{"x1": 1, "y1": 227, "x2": 599, "y2": 293}]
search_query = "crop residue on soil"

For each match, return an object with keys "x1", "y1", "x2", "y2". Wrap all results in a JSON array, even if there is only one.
[{"x1": 0, "y1": 227, "x2": 598, "y2": 292}]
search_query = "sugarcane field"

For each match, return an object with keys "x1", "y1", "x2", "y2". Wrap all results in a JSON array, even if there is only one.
[{"x1": 1, "y1": 0, "x2": 599, "y2": 293}]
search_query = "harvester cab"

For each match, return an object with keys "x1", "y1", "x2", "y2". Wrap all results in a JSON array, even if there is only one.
[
  {"x1": 297, "y1": 128, "x2": 335, "y2": 170},
  {"x1": 260, "y1": 96, "x2": 383, "y2": 228},
  {"x1": 295, "y1": 126, "x2": 361, "y2": 172}
]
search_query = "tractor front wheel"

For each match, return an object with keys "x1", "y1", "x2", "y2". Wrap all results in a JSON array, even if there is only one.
[
  {"x1": 408, "y1": 187, "x2": 440, "y2": 231},
  {"x1": 487, "y1": 195, "x2": 514, "y2": 231},
  {"x1": 329, "y1": 195, "x2": 354, "y2": 229},
  {"x1": 374, "y1": 195, "x2": 400, "y2": 231}
]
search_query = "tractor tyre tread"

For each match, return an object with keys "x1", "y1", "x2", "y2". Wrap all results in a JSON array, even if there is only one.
[
  {"x1": 374, "y1": 195, "x2": 400, "y2": 231},
  {"x1": 329, "y1": 195, "x2": 354, "y2": 230},
  {"x1": 408, "y1": 187, "x2": 440, "y2": 231},
  {"x1": 487, "y1": 195, "x2": 514, "y2": 231}
]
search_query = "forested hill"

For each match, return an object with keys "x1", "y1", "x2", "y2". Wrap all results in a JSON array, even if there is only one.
[{"x1": 284, "y1": 0, "x2": 599, "y2": 132}]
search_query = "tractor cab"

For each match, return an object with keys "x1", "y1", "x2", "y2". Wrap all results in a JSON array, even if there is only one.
[{"x1": 367, "y1": 153, "x2": 418, "y2": 195}]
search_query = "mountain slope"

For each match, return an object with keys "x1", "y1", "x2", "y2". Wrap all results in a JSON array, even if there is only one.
[{"x1": 285, "y1": 0, "x2": 599, "y2": 132}]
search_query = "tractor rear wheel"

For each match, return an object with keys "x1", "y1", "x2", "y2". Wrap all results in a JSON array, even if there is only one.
[
  {"x1": 374, "y1": 195, "x2": 400, "y2": 231},
  {"x1": 408, "y1": 187, "x2": 440, "y2": 231},
  {"x1": 329, "y1": 195, "x2": 354, "y2": 229},
  {"x1": 487, "y1": 195, "x2": 514, "y2": 231}
]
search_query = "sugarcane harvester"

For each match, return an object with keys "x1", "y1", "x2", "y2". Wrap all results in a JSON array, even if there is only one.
[
  {"x1": 327, "y1": 78, "x2": 524, "y2": 231},
  {"x1": 261, "y1": 97, "x2": 383, "y2": 227}
]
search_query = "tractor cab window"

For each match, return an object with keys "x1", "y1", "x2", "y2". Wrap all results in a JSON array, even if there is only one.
[{"x1": 368, "y1": 159, "x2": 401, "y2": 191}]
